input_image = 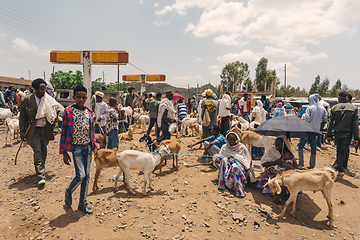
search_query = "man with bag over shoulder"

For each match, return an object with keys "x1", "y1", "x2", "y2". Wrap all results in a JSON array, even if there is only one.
[
  {"x1": 157, "y1": 90, "x2": 176, "y2": 142},
  {"x1": 201, "y1": 89, "x2": 218, "y2": 139}
]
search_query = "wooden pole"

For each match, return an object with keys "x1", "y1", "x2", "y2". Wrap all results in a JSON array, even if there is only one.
[{"x1": 117, "y1": 65, "x2": 120, "y2": 91}]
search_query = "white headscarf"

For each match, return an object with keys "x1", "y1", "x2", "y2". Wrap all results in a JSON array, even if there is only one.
[
  {"x1": 157, "y1": 97, "x2": 176, "y2": 127},
  {"x1": 218, "y1": 132, "x2": 252, "y2": 170}
]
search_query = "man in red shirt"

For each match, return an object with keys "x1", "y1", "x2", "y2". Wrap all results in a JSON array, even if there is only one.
[{"x1": 237, "y1": 93, "x2": 251, "y2": 122}]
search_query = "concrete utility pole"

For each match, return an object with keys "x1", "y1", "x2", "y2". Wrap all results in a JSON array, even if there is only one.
[
  {"x1": 28, "y1": 71, "x2": 31, "y2": 80},
  {"x1": 83, "y1": 51, "x2": 92, "y2": 107},
  {"x1": 117, "y1": 65, "x2": 120, "y2": 91},
  {"x1": 284, "y1": 64, "x2": 287, "y2": 99}
]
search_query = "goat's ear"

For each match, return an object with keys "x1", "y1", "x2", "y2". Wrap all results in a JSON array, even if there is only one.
[{"x1": 275, "y1": 179, "x2": 282, "y2": 194}]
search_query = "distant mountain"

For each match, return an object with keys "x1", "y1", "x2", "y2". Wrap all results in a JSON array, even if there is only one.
[{"x1": 124, "y1": 82, "x2": 216, "y2": 99}]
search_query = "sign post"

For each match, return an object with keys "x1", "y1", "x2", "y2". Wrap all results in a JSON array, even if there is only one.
[{"x1": 50, "y1": 51, "x2": 129, "y2": 108}]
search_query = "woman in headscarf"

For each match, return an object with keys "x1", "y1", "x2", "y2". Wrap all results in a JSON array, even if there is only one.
[
  {"x1": 272, "y1": 102, "x2": 286, "y2": 118},
  {"x1": 260, "y1": 136, "x2": 297, "y2": 178},
  {"x1": 215, "y1": 132, "x2": 256, "y2": 197},
  {"x1": 250, "y1": 100, "x2": 267, "y2": 124},
  {"x1": 201, "y1": 89, "x2": 218, "y2": 138}
]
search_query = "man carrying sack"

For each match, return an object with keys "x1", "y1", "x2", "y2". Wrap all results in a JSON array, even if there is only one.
[{"x1": 19, "y1": 78, "x2": 63, "y2": 185}]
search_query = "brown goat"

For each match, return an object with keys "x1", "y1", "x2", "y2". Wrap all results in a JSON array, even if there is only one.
[{"x1": 154, "y1": 139, "x2": 181, "y2": 175}]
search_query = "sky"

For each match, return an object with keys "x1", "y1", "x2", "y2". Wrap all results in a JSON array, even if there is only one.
[{"x1": 0, "y1": 0, "x2": 360, "y2": 91}]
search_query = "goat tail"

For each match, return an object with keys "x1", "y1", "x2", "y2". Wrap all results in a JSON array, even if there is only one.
[{"x1": 325, "y1": 167, "x2": 337, "y2": 181}]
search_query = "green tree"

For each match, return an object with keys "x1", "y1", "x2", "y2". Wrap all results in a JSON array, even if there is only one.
[
  {"x1": 264, "y1": 70, "x2": 277, "y2": 91},
  {"x1": 242, "y1": 78, "x2": 253, "y2": 91},
  {"x1": 52, "y1": 70, "x2": 83, "y2": 89},
  {"x1": 329, "y1": 79, "x2": 341, "y2": 97},
  {"x1": 255, "y1": 57, "x2": 268, "y2": 91},
  {"x1": 105, "y1": 82, "x2": 128, "y2": 91},
  {"x1": 220, "y1": 61, "x2": 250, "y2": 92},
  {"x1": 91, "y1": 78, "x2": 105, "y2": 91},
  {"x1": 318, "y1": 77, "x2": 330, "y2": 96},
  {"x1": 309, "y1": 75, "x2": 321, "y2": 94}
]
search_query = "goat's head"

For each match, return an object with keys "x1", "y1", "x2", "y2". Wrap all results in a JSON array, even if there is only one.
[
  {"x1": 158, "y1": 144, "x2": 171, "y2": 155},
  {"x1": 264, "y1": 174, "x2": 282, "y2": 195},
  {"x1": 139, "y1": 134, "x2": 150, "y2": 143}
]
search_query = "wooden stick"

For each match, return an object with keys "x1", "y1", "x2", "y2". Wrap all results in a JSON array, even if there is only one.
[{"x1": 14, "y1": 123, "x2": 32, "y2": 165}]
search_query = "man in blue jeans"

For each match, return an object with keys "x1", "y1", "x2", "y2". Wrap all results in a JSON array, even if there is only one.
[
  {"x1": 327, "y1": 91, "x2": 359, "y2": 175},
  {"x1": 60, "y1": 85, "x2": 98, "y2": 214},
  {"x1": 298, "y1": 94, "x2": 327, "y2": 168}
]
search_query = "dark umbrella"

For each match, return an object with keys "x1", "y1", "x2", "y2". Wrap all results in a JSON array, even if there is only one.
[{"x1": 254, "y1": 116, "x2": 321, "y2": 139}]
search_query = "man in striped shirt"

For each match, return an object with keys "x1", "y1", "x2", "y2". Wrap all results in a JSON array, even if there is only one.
[{"x1": 177, "y1": 99, "x2": 188, "y2": 133}]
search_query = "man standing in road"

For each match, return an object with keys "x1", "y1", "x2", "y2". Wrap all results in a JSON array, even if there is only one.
[
  {"x1": 157, "y1": 90, "x2": 176, "y2": 142},
  {"x1": 146, "y1": 92, "x2": 161, "y2": 138},
  {"x1": 218, "y1": 92, "x2": 231, "y2": 136},
  {"x1": 327, "y1": 91, "x2": 359, "y2": 175},
  {"x1": 19, "y1": 79, "x2": 56, "y2": 185},
  {"x1": 298, "y1": 94, "x2": 328, "y2": 168},
  {"x1": 237, "y1": 93, "x2": 251, "y2": 121}
]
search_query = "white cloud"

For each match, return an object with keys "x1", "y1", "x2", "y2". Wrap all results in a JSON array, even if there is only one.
[
  {"x1": 194, "y1": 57, "x2": 202, "y2": 62},
  {"x1": 216, "y1": 50, "x2": 262, "y2": 65},
  {"x1": 154, "y1": 20, "x2": 170, "y2": 26},
  {"x1": 156, "y1": 0, "x2": 223, "y2": 16},
  {"x1": 154, "y1": 3, "x2": 159, "y2": 8},
  {"x1": 264, "y1": 47, "x2": 327, "y2": 63},
  {"x1": 0, "y1": 33, "x2": 6, "y2": 39},
  {"x1": 11, "y1": 38, "x2": 48, "y2": 56}
]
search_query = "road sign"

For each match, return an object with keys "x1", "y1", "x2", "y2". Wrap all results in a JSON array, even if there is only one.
[
  {"x1": 50, "y1": 51, "x2": 128, "y2": 64},
  {"x1": 122, "y1": 75, "x2": 140, "y2": 81},
  {"x1": 146, "y1": 74, "x2": 166, "y2": 81}
]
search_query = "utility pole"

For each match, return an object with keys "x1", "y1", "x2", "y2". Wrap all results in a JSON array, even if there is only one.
[
  {"x1": 51, "y1": 66, "x2": 55, "y2": 86},
  {"x1": 43, "y1": 71, "x2": 46, "y2": 80},
  {"x1": 284, "y1": 64, "x2": 287, "y2": 99},
  {"x1": 28, "y1": 71, "x2": 31, "y2": 80},
  {"x1": 117, "y1": 65, "x2": 120, "y2": 91},
  {"x1": 102, "y1": 71, "x2": 105, "y2": 88},
  {"x1": 208, "y1": 75, "x2": 211, "y2": 89},
  {"x1": 188, "y1": 84, "x2": 190, "y2": 99}
]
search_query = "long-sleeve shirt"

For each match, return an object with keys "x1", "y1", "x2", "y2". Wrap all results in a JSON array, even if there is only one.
[
  {"x1": 149, "y1": 99, "x2": 160, "y2": 119},
  {"x1": 60, "y1": 105, "x2": 97, "y2": 154},
  {"x1": 106, "y1": 106, "x2": 119, "y2": 133},
  {"x1": 327, "y1": 102, "x2": 359, "y2": 140},
  {"x1": 95, "y1": 101, "x2": 108, "y2": 127},
  {"x1": 304, "y1": 94, "x2": 328, "y2": 131}
]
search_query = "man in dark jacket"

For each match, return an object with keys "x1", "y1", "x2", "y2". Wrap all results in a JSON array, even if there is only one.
[
  {"x1": 327, "y1": 91, "x2": 359, "y2": 175},
  {"x1": 20, "y1": 79, "x2": 55, "y2": 185}
]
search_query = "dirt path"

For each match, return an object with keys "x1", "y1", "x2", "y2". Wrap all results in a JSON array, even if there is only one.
[{"x1": 0, "y1": 125, "x2": 359, "y2": 240}]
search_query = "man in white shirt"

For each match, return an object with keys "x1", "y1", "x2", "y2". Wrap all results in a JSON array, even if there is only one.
[
  {"x1": 219, "y1": 92, "x2": 231, "y2": 136},
  {"x1": 94, "y1": 91, "x2": 108, "y2": 148}
]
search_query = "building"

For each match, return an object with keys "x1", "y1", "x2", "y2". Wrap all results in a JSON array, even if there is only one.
[{"x1": 0, "y1": 76, "x2": 32, "y2": 90}]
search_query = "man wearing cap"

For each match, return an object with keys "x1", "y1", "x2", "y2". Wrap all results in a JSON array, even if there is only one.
[
  {"x1": 94, "y1": 91, "x2": 108, "y2": 148},
  {"x1": 327, "y1": 91, "x2": 359, "y2": 175},
  {"x1": 201, "y1": 89, "x2": 218, "y2": 139},
  {"x1": 157, "y1": 90, "x2": 176, "y2": 142},
  {"x1": 237, "y1": 93, "x2": 251, "y2": 121},
  {"x1": 125, "y1": 86, "x2": 135, "y2": 108}
]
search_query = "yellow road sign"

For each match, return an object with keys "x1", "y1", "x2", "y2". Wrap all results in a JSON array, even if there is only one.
[
  {"x1": 146, "y1": 75, "x2": 166, "y2": 81},
  {"x1": 122, "y1": 75, "x2": 140, "y2": 81}
]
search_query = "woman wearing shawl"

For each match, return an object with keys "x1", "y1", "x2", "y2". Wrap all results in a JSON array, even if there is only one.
[
  {"x1": 250, "y1": 100, "x2": 267, "y2": 124},
  {"x1": 201, "y1": 89, "x2": 218, "y2": 138},
  {"x1": 272, "y1": 102, "x2": 286, "y2": 118},
  {"x1": 216, "y1": 132, "x2": 256, "y2": 197},
  {"x1": 260, "y1": 136, "x2": 297, "y2": 178}
]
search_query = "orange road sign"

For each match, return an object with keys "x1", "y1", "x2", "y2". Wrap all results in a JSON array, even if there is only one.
[
  {"x1": 50, "y1": 51, "x2": 128, "y2": 64},
  {"x1": 92, "y1": 51, "x2": 129, "y2": 65},
  {"x1": 122, "y1": 75, "x2": 140, "y2": 81},
  {"x1": 146, "y1": 74, "x2": 166, "y2": 81},
  {"x1": 50, "y1": 51, "x2": 81, "y2": 63}
]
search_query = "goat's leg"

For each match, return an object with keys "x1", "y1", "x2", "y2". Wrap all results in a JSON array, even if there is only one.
[
  {"x1": 322, "y1": 188, "x2": 334, "y2": 227},
  {"x1": 124, "y1": 168, "x2": 135, "y2": 195},
  {"x1": 10, "y1": 130, "x2": 14, "y2": 146},
  {"x1": 143, "y1": 172, "x2": 148, "y2": 196},
  {"x1": 175, "y1": 155, "x2": 179, "y2": 170},
  {"x1": 148, "y1": 172, "x2": 154, "y2": 191},
  {"x1": 159, "y1": 156, "x2": 165, "y2": 175},
  {"x1": 278, "y1": 193, "x2": 297, "y2": 219},
  {"x1": 93, "y1": 166, "x2": 103, "y2": 193},
  {"x1": 114, "y1": 167, "x2": 123, "y2": 192},
  {"x1": 290, "y1": 192, "x2": 299, "y2": 216},
  {"x1": 172, "y1": 155, "x2": 176, "y2": 168}
]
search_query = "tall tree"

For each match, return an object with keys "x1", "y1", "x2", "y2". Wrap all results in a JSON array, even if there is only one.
[
  {"x1": 242, "y1": 78, "x2": 253, "y2": 91},
  {"x1": 309, "y1": 75, "x2": 321, "y2": 94},
  {"x1": 255, "y1": 57, "x2": 268, "y2": 91},
  {"x1": 52, "y1": 70, "x2": 83, "y2": 89},
  {"x1": 264, "y1": 70, "x2": 277, "y2": 91},
  {"x1": 220, "y1": 61, "x2": 250, "y2": 92},
  {"x1": 318, "y1": 77, "x2": 330, "y2": 96},
  {"x1": 329, "y1": 79, "x2": 341, "y2": 97}
]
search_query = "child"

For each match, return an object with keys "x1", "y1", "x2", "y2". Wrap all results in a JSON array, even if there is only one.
[
  {"x1": 106, "y1": 97, "x2": 119, "y2": 149},
  {"x1": 60, "y1": 85, "x2": 97, "y2": 214}
]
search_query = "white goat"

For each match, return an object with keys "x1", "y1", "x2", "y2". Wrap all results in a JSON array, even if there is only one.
[
  {"x1": 179, "y1": 117, "x2": 198, "y2": 136},
  {"x1": 139, "y1": 115, "x2": 150, "y2": 132},
  {"x1": 0, "y1": 108, "x2": 13, "y2": 122},
  {"x1": 113, "y1": 144, "x2": 171, "y2": 195},
  {"x1": 5, "y1": 118, "x2": 20, "y2": 146}
]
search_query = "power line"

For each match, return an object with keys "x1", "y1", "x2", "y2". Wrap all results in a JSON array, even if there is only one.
[
  {"x1": 0, "y1": 3, "x2": 98, "y2": 49},
  {"x1": 128, "y1": 62, "x2": 148, "y2": 74}
]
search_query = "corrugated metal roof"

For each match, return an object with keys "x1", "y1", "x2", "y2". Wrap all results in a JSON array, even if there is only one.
[{"x1": 0, "y1": 76, "x2": 32, "y2": 86}]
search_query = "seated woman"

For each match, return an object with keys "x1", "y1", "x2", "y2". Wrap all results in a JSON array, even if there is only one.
[
  {"x1": 260, "y1": 136, "x2": 297, "y2": 178},
  {"x1": 215, "y1": 132, "x2": 257, "y2": 198}
]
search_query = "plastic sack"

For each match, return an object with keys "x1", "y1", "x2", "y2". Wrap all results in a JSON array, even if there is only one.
[{"x1": 169, "y1": 122, "x2": 176, "y2": 133}]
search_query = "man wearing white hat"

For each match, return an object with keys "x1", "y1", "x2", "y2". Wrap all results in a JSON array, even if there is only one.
[{"x1": 94, "y1": 91, "x2": 108, "y2": 148}]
